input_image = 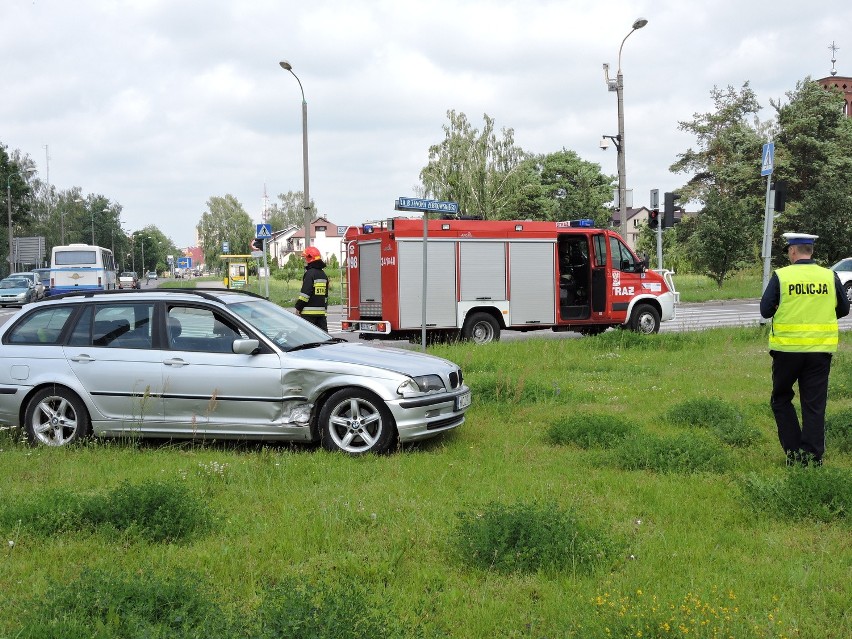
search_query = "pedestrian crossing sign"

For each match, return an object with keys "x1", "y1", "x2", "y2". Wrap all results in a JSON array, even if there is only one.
[
  {"x1": 256, "y1": 223, "x2": 272, "y2": 239},
  {"x1": 761, "y1": 143, "x2": 774, "y2": 176}
]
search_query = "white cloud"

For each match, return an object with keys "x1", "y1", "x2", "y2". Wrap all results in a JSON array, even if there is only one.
[{"x1": 2, "y1": 0, "x2": 851, "y2": 247}]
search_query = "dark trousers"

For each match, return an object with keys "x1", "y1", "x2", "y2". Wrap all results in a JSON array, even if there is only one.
[
  {"x1": 302, "y1": 314, "x2": 328, "y2": 332},
  {"x1": 770, "y1": 350, "x2": 832, "y2": 460}
]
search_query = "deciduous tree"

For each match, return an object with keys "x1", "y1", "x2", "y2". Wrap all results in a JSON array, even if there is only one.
[
  {"x1": 197, "y1": 195, "x2": 253, "y2": 270},
  {"x1": 420, "y1": 111, "x2": 528, "y2": 219}
]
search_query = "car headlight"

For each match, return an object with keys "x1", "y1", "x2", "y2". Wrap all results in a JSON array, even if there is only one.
[
  {"x1": 16, "y1": 293, "x2": 26, "y2": 300},
  {"x1": 397, "y1": 375, "x2": 446, "y2": 397}
]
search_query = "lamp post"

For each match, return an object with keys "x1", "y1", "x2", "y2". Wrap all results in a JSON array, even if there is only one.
[
  {"x1": 6, "y1": 167, "x2": 36, "y2": 274},
  {"x1": 279, "y1": 60, "x2": 312, "y2": 250},
  {"x1": 604, "y1": 17, "x2": 648, "y2": 246}
]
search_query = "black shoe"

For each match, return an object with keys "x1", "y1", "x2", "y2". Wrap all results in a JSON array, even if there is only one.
[{"x1": 785, "y1": 450, "x2": 799, "y2": 467}]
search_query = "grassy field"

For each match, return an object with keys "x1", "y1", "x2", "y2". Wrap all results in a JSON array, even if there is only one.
[{"x1": 1, "y1": 327, "x2": 850, "y2": 638}]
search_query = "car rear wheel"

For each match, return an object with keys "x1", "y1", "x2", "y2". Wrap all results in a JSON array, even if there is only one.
[
  {"x1": 24, "y1": 387, "x2": 90, "y2": 447},
  {"x1": 319, "y1": 388, "x2": 396, "y2": 455}
]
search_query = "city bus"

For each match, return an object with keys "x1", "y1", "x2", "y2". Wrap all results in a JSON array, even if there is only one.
[{"x1": 50, "y1": 244, "x2": 118, "y2": 294}]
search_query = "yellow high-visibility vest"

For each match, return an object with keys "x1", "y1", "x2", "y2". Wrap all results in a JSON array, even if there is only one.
[{"x1": 769, "y1": 264, "x2": 838, "y2": 352}]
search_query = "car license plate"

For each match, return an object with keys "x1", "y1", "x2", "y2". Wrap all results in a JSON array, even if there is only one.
[{"x1": 456, "y1": 391, "x2": 471, "y2": 410}]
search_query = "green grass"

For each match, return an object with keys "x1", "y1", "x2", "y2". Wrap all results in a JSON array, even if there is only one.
[
  {"x1": 674, "y1": 267, "x2": 764, "y2": 302},
  {"x1": 1, "y1": 327, "x2": 850, "y2": 638}
]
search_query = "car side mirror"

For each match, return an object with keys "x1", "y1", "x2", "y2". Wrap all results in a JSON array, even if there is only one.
[{"x1": 232, "y1": 338, "x2": 260, "y2": 355}]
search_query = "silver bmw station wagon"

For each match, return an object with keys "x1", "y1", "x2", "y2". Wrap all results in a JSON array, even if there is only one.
[{"x1": 0, "y1": 289, "x2": 471, "y2": 454}]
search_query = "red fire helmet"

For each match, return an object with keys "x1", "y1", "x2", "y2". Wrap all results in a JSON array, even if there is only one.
[{"x1": 301, "y1": 246, "x2": 321, "y2": 262}]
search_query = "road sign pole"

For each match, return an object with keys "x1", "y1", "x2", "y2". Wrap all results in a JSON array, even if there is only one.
[{"x1": 760, "y1": 141, "x2": 775, "y2": 293}]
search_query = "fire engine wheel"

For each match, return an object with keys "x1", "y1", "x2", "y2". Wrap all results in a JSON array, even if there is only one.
[
  {"x1": 319, "y1": 388, "x2": 397, "y2": 455},
  {"x1": 629, "y1": 304, "x2": 661, "y2": 334},
  {"x1": 461, "y1": 312, "x2": 500, "y2": 345}
]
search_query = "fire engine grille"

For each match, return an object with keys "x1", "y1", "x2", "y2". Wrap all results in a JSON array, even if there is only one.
[{"x1": 359, "y1": 301, "x2": 383, "y2": 317}]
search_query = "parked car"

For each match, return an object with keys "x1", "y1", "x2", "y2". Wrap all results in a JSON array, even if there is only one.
[
  {"x1": 11, "y1": 272, "x2": 45, "y2": 301},
  {"x1": 32, "y1": 268, "x2": 52, "y2": 297},
  {"x1": 0, "y1": 289, "x2": 471, "y2": 454},
  {"x1": 118, "y1": 271, "x2": 140, "y2": 290},
  {"x1": 146, "y1": 271, "x2": 158, "y2": 280},
  {"x1": 0, "y1": 277, "x2": 37, "y2": 307},
  {"x1": 831, "y1": 258, "x2": 852, "y2": 301}
]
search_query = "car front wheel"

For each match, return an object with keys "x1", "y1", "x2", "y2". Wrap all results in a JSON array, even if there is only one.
[
  {"x1": 24, "y1": 387, "x2": 90, "y2": 447},
  {"x1": 319, "y1": 388, "x2": 396, "y2": 455},
  {"x1": 844, "y1": 281, "x2": 852, "y2": 303}
]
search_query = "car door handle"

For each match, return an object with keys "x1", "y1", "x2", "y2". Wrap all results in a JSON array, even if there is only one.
[
  {"x1": 70, "y1": 354, "x2": 95, "y2": 363},
  {"x1": 164, "y1": 358, "x2": 188, "y2": 367}
]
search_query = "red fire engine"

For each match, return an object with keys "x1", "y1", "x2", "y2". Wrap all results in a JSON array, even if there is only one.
[{"x1": 341, "y1": 218, "x2": 678, "y2": 343}]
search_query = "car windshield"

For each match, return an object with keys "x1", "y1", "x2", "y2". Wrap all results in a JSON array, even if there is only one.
[
  {"x1": 120, "y1": 272, "x2": 136, "y2": 277},
  {"x1": 228, "y1": 297, "x2": 335, "y2": 351},
  {"x1": 0, "y1": 279, "x2": 28, "y2": 289}
]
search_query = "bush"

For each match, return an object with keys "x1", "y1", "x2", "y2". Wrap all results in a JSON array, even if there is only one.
[
  {"x1": 255, "y1": 575, "x2": 410, "y2": 639},
  {"x1": 546, "y1": 413, "x2": 637, "y2": 448},
  {"x1": 665, "y1": 398, "x2": 761, "y2": 448},
  {"x1": 665, "y1": 397, "x2": 740, "y2": 428},
  {"x1": 17, "y1": 567, "x2": 228, "y2": 639},
  {"x1": 453, "y1": 500, "x2": 616, "y2": 575},
  {"x1": 0, "y1": 480, "x2": 211, "y2": 543},
  {"x1": 712, "y1": 420, "x2": 763, "y2": 447},
  {"x1": 101, "y1": 480, "x2": 212, "y2": 542},
  {"x1": 825, "y1": 408, "x2": 852, "y2": 454},
  {"x1": 739, "y1": 467, "x2": 852, "y2": 523},
  {"x1": 613, "y1": 433, "x2": 730, "y2": 474}
]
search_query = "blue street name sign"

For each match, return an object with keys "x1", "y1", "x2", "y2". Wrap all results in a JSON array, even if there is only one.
[
  {"x1": 256, "y1": 223, "x2": 272, "y2": 238},
  {"x1": 177, "y1": 257, "x2": 192, "y2": 269},
  {"x1": 761, "y1": 143, "x2": 774, "y2": 177},
  {"x1": 395, "y1": 197, "x2": 459, "y2": 214}
]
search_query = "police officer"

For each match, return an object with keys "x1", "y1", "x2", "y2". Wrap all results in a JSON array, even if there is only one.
[
  {"x1": 295, "y1": 246, "x2": 329, "y2": 331},
  {"x1": 760, "y1": 232, "x2": 850, "y2": 466}
]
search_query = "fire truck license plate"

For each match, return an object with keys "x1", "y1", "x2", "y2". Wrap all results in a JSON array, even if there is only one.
[
  {"x1": 456, "y1": 392, "x2": 471, "y2": 410},
  {"x1": 360, "y1": 322, "x2": 378, "y2": 331}
]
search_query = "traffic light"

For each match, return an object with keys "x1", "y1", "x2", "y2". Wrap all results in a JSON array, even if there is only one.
[
  {"x1": 772, "y1": 180, "x2": 787, "y2": 212},
  {"x1": 663, "y1": 192, "x2": 680, "y2": 228},
  {"x1": 648, "y1": 209, "x2": 659, "y2": 229}
]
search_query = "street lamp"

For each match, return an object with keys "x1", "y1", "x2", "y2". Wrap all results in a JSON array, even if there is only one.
[
  {"x1": 603, "y1": 17, "x2": 648, "y2": 246},
  {"x1": 279, "y1": 60, "x2": 312, "y2": 250},
  {"x1": 6, "y1": 167, "x2": 36, "y2": 274}
]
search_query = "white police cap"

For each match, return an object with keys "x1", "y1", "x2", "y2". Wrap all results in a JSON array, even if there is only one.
[{"x1": 782, "y1": 232, "x2": 818, "y2": 246}]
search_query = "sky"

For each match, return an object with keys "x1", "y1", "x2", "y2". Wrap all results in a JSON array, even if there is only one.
[{"x1": 2, "y1": 0, "x2": 850, "y2": 249}]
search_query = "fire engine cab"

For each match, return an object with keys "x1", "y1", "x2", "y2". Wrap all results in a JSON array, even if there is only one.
[{"x1": 342, "y1": 218, "x2": 678, "y2": 344}]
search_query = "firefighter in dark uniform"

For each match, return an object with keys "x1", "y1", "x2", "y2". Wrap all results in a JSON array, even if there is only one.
[
  {"x1": 295, "y1": 246, "x2": 329, "y2": 331},
  {"x1": 760, "y1": 232, "x2": 850, "y2": 466}
]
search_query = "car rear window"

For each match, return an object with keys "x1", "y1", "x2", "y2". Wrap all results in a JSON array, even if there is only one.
[{"x1": 5, "y1": 307, "x2": 75, "y2": 345}]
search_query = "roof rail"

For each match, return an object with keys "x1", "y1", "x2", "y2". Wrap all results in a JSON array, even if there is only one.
[{"x1": 48, "y1": 288, "x2": 267, "y2": 303}]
